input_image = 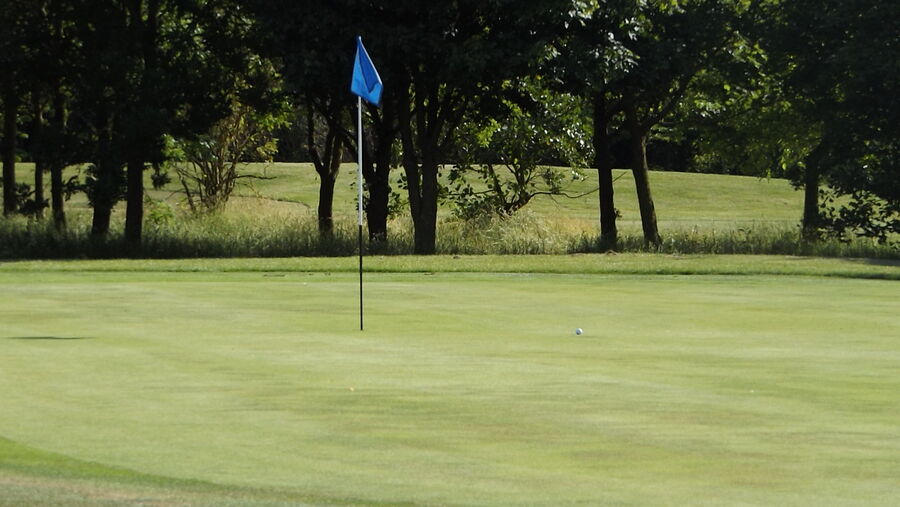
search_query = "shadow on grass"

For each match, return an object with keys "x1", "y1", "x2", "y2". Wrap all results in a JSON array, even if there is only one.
[
  {"x1": 842, "y1": 258, "x2": 900, "y2": 267},
  {"x1": 5, "y1": 336, "x2": 92, "y2": 341}
]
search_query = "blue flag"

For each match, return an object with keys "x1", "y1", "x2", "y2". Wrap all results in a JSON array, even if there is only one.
[{"x1": 351, "y1": 36, "x2": 383, "y2": 107}]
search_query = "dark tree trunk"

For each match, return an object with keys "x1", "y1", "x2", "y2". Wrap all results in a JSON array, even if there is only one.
[
  {"x1": 415, "y1": 151, "x2": 439, "y2": 255},
  {"x1": 364, "y1": 96, "x2": 396, "y2": 245},
  {"x1": 592, "y1": 92, "x2": 618, "y2": 250},
  {"x1": 317, "y1": 170, "x2": 336, "y2": 234},
  {"x1": 50, "y1": 162, "x2": 64, "y2": 228},
  {"x1": 34, "y1": 164, "x2": 45, "y2": 217},
  {"x1": 91, "y1": 110, "x2": 117, "y2": 239},
  {"x1": 802, "y1": 164, "x2": 820, "y2": 237},
  {"x1": 307, "y1": 101, "x2": 344, "y2": 237},
  {"x1": 801, "y1": 142, "x2": 825, "y2": 239},
  {"x1": 121, "y1": 0, "x2": 160, "y2": 250},
  {"x1": 31, "y1": 92, "x2": 46, "y2": 218},
  {"x1": 365, "y1": 161, "x2": 390, "y2": 243},
  {"x1": 50, "y1": 81, "x2": 66, "y2": 229},
  {"x1": 2, "y1": 86, "x2": 18, "y2": 216},
  {"x1": 91, "y1": 189, "x2": 114, "y2": 238},
  {"x1": 397, "y1": 77, "x2": 440, "y2": 255},
  {"x1": 125, "y1": 157, "x2": 144, "y2": 250},
  {"x1": 397, "y1": 81, "x2": 420, "y2": 227},
  {"x1": 625, "y1": 99, "x2": 661, "y2": 247},
  {"x1": 91, "y1": 156, "x2": 117, "y2": 238}
]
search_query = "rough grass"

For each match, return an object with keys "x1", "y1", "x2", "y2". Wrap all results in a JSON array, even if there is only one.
[
  {"x1": 2, "y1": 208, "x2": 896, "y2": 260},
  {"x1": 1, "y1": 263, "x2": 898, "y2": 505}
]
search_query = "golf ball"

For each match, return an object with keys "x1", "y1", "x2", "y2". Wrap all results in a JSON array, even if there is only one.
[{"x1": 575, "y1": 328, "x2": 583, "y2": 335}]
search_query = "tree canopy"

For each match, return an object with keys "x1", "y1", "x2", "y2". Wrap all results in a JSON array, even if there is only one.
[{"x1": 1, "y1": 0, "x2": 896, "y2": 251}]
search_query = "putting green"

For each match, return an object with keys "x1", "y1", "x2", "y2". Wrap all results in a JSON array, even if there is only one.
[{"x1": 0, "y1": 266, "x2": 898, "y2": 505}]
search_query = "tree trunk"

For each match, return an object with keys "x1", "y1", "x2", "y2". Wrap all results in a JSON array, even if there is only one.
[
  {"x1": 317, "y1": 170, "x2": 336, "y2": 235},
  {"x1": 397, "y1": 77, "x2": 440, "y2": 255},
  {"x1": 366, "y1": 165, "x2": 390, "y2": 243},
  {"x1": 91, "y1": 157, "x2": 117, "y2": 238},
  {"x1": 415, "y1": 148, "x2": 439, "y2": 255},
  {"x1": 365, "y1": 97, "x2": 396, "y2": 245},
  {"x1": 31, "y1": 92, "x2": 46, "y2": 218},
  {"x1": 125, "y1": 157, "x2": 144, "y2": 250},
  {"x1": 91, "y1": 110, "x2": 117, "y2": 239},
  {"x1": 2, "y1": 86, "x2": 18, "y2": 216},
  {"x1": 625, "y1": 99, "x2": 661, "y2": 247},
  {"x1": 307, "y1": 100, "x2": 345, "y2": 237},
  {"x1": 802, "y1": 142, "x2": 825, "y2": 239},
  {"x1": 592, "y1": 91, "x2": 618, "y2": 250},
  {"x1": 91, "y1": 187, "x2": 114, "y2": 238},
  {"x1": 50, "y1": 162, "x2": 65, "y2": 228},
  {"x1": 802, "y1": 164, "x2": 820, "y2": 237},
  {"x1": 50, "y1": 81, "x2": 66, "y2": 229}
]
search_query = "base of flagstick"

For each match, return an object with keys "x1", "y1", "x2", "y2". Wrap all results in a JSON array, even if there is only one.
[{"x1": 358, "y1": 223, "x2": 364, "y2": 331}]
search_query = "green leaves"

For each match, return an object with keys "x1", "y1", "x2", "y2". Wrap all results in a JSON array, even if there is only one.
[{"x1": 448, "y1": 79, "x2": 589, "y2": 219}]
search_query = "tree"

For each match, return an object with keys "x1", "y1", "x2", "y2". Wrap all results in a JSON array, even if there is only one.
[
  {"x1": 14, "y1": 0, "x2": 83, "y2": 228},
  {"x1": 62, "y1": 0, "x2": 259, "y2": 246},
  {"x1": 449, "y1": 80, "x2": 590, "y2": 219},
  {"x1": 42, "y1": 1, "x2": 80, "y2": 230},
  {"x1": 1, "y1": 89, "x2": 19, "y2": 217},
  {"x1": 674, "y1": 68, "x2": 816, "y2": 179},
  {"x1": 305, "y1": 99, "x2": 348, "y2": 234},
  {"x1": 552, "y1": 0, "x2": 638, "y2": 250},
  {"x1": 384, "y1": 0, "x2": 570, "y2": 253},
  {"x1": 615, "y1": 1, "x2": 749, "y2": 246},
  {"x1": 175, "y1": 100, "x2": 286, "y2": 212},
  {"x1": 167, "y1": 53, "x2": 287, "y2": 213},
  {"x1": 0, "y1": 0, "x2": 32, "y2": 216},
  {"x1": 765, "y1": 0, "x2": 899, "y2": 242},
  {"x1": 250, "y1": 1, "x2": 400, "y2": 242},
  {"x1": 251, "y1": 1, "x2": 354, "y2": 237},
  {"x1": 553, "y1": 1, "x2": 748, "y2": 247}
]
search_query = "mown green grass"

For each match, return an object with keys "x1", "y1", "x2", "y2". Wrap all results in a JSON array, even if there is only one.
[
  {"x1": 10, "y1": 160, "x2": 804, "y2": 232},
  {"x1": 2, "y1": 254, "x2": 899, "y2": 279},
  {"x1": 227, "y1": 162, "x2": 805, "y2": 229},
  {"x1": 1, "y1": 257, "x2": 898, "y2": 505}
]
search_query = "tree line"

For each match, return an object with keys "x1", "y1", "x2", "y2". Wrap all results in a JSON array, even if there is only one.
[{"x1": 1, "y1": 0, "x2": 897, "y2": 254}]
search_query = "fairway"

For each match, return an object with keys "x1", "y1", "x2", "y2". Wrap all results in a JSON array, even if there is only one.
[{"x1": 1, "y1": 259, "x2": 898, "y2": 505}]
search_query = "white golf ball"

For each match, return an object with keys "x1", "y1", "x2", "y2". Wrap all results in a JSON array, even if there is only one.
[{"x1": 575, "y1": 328, "x2": 583, "y2": 335}]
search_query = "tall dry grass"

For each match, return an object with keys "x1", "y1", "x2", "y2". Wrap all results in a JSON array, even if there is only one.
[{"x1": 1, "y1": 200, "x2": 897, "y2": 260}]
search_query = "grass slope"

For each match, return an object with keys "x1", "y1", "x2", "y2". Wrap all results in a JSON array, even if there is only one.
[
  {"x1": 1, "y1": 259, "x2": 898, "y2": 505},
  {"x1": 11, "y1": 162, "x2": 804, "y2": 231}
]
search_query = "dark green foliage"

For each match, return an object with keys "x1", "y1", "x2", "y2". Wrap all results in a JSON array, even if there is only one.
[
  {"x1": 449, "y1": 80, "x2": 590, "y2": 219},
  {"x1": 249, "y1": 0, "x2": 363, "y2": 236},
  {"x1": 552, "y1": 1, "x2": 753, "y2": 248},
  {"x1": 388, "y1": 0, "x2": 573, "y2": 253},
  {"x1": 2, "y1": 0, "x2": 897, "y2": 256},
  {"x1": 0, "y1": 1, "x2": 299, "y2": 244},
  {"x1": 765, "y1": 0, "x2": 899, "y2": 241}
]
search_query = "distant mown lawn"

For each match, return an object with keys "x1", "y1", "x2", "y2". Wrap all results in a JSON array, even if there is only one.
[
  {"x1": 11, "y1": 161, "x2": 804, "y2": 233},
  {"x1": 1, "y1": 256, "x2": 897, "y2": 505}
]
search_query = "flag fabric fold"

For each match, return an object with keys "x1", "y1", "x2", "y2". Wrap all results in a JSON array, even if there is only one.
[{"x1": 351, "y1": 36, "x2": 383, "y2": 107}]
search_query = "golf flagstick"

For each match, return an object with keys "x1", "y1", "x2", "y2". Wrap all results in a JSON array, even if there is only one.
[
  {"x1": 357, "y1": 96, "x2": 364, "y2": 331},
  {"x1": 350, "y1": 35, "x2": 382, "y2": 331}
]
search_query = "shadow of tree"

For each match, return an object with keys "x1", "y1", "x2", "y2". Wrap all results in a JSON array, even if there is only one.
[{"x1": 5, "y1": 336, "x2": 92, "y2": 340}]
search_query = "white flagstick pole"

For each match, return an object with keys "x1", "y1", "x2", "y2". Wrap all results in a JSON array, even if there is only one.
[{"x1": 357, "y1": 96, "x2": 364, "y2": 331}]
